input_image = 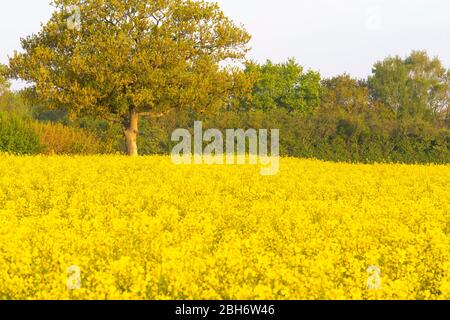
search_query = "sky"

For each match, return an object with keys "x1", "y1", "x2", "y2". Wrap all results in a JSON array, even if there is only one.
[{"x1": 1, "y1": 0, "x2": 449, "y2": 90}]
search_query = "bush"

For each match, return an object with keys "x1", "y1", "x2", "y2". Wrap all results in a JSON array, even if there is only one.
[
  {"x1": 30, "y1": 122, "x2": 101, "y2": 155},
  {"x1": 74, "y1": 117, "x2": 125, "y2": 154},
  {"x1": 28, "y1": 107, "x2": 450, "y2": 163},
  {"x1": 0, "y1": 112, "x2": 42, "y2": 155},
  {"x1": 134, "y1": 109, "x2": 450, "y2": 164}
]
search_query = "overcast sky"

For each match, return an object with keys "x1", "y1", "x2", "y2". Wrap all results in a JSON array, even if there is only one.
[{"x1": 1, "y1": 0, "x2": 449, "y2": 89}]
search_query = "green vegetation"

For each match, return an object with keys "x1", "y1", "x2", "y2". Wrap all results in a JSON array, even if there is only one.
[
  {"x1": 31, "y1": 121, "x2": 101, "y2": 155},
  {"x1": 0, "y1": 112, "x2": 41, "y2": 155},
  {"x1": 7, "y1": 0, "x2": 251, "y2": 156},
  {"x1": 0, "y1": 1, "x2": 449, "y2": 163},
  {"x1": 240, "y1": 59, "x2": 321, "y2": 112}
]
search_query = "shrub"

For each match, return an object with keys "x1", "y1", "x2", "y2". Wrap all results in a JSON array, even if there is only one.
[
  {"x1": 0, "y1": 112, "x2": 41, "y2": 155},
  {"x1": 30, "y1": 122, "x2": 101, "y2": 155},
  {"x1": 29, "y1": 108, "x2": 450, "y2": 163},
  {"x1": 74, "y1": 117, "x2": 125, "y2": 154},
  {"x1": 130, "y1": 109, "x2": 450, "y2": 163}
]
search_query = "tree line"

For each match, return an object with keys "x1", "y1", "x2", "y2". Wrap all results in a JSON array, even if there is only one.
[{"x1": 1, "y1": 0, "x2": 449, "y2": 163}]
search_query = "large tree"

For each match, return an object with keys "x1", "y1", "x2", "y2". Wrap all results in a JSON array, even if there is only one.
[
  {"x1": 8, "y1": 0, "x2": 251, "y2": 155},
  {"x1": 369, "y1": 51, "x2": 449, "y2": 121}
]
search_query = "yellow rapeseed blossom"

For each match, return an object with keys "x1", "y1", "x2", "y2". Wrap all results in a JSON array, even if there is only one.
[{"x1": 0, "y1": 155, "x2": 449, "y2": 300}]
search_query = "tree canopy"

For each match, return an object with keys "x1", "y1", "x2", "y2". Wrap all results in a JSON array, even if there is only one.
[
  {"x1": 241, "y1": 59, "x2": 321, "y2": 113},
  {"x1": 369, "y1": 51, "x2": 449, "y2": 121},
  {"x1": 320, "y1": 74, "x2": 369, "y2": 115},
  {"x1": 8, "y1": 0, "x2": 251, "y2": 155},
  {"x1": 0, "y1": 64, "x2": 9, "y2": 97}
]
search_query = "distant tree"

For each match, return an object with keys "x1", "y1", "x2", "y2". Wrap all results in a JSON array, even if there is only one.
[
  {"x1": 369, "y1": 51, "x2": 449, "y2": 121},
  {"x1": 320, "y1": 74, "x2": 369, "y2": 115},
  {"x1": 444, "y1": 69, "x2": 450, "y2": 127},
  {"x1": 8, "y1": 0, "x2": 251, "y2": 155},
  {"x1": 1, "y1": 65, "x2": 26, "y2": 114},
  {"x1": 242, "y1": 59, "x2": 321, "y2": 112},
  {"x1": 0, "y1": 64, "x2": 10, "y2": 97}
]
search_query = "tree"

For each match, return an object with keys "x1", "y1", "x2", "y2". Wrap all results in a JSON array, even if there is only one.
[
  {"x1": 320, "y1": 74, "x2": 369, "y2": 115},
  {"x1": 8, "y1": 0, "x2": 251, "y2": 155},
  {"x1": 369, "y1": 51, "x2": 449, "y2": 121},
  {"x1": 443, "y1": 69, "x2": 450, "y2": 127},
  {"x1": 242, "y1": 59, "x2": 321, "y2": 113},
  {"x1": 0, "y1": 64, "x2": 10, "y2": 97},
  {"x1": 0, "y1": 64, "x2": 24, "y2": 114}
]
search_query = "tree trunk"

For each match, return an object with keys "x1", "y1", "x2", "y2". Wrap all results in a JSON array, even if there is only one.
[{"x1": 125, "y1": 109, "x2": 139, "y2": 156}]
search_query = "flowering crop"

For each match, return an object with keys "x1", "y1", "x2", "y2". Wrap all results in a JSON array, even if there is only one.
[{"x1": 0, "y1": 155, "x2": 449, "y2": 300}]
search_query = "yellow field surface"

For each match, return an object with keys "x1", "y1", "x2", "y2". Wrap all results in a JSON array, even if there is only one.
[{"x1": 0, "y1": 155, "x2": 449, "y2": 299}]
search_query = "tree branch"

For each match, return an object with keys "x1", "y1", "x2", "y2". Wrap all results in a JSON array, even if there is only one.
[
  {"x1": 103, "y1": 114, "x2": 122, "y2": 124},
  {"x1": 138, "y1": 109, "x2": 174, "y2": 118}
]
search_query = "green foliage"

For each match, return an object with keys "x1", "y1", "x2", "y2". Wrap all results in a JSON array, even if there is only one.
[
  {"x1": 369, "y1": 51, "x2": 449, "y2": 121},
  {"x1": 320, "y1": 74, "x2": 370, "y2": 115},
  {"x1": 75, "y1": 117, "x2": 125, "y2": 154},
  {"x1": 0, "y1": 91, "x2": 30, "y2": 117},
  {"x1": 1, "y1": 67, "x2": 31, "y2": 117},
  {"x1": 0, "y1": 112, "x2": 42, "y2": 155},
  {"x1": 0, "y1": 64, "x2": 9, "y2": 95},
  {"x1": 4, "y1": 14, "x2": 450, "y2": 167},
  {"x1": 92, "y1": 109, "x2": 449, "y2": 163},
  {"x1": 8, "y1": 0, "x2": 251, "y2": 140},
  {"x1": 242, "y1": 59, "x2": 321, "y2": 112},
  {"x1": 30, "y1": 121, "x2": 101, "y2": 155}
]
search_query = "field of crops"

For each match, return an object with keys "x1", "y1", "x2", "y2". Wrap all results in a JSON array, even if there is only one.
[{"x1": 0, "y1": 155, "x2": 449, "y2": 300}]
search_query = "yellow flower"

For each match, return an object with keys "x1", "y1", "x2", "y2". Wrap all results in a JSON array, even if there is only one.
[{"x1": 0, "y1": 155, "x2": 449, "y2": 300}]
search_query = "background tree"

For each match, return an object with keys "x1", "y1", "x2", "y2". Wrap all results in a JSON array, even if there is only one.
[
  {"x1": 369, "y1": 51, "x2": 449, "y2": 121},
  {"x1": 8, "y1": 0, "x2": 251, "y2": 155},
  {"x1": 0, "y1": 64, "x2": 9, "y2": 97},
  {"x1": 241, "y1": 59, "x2": 321, "y2": 112},
  {"x1": 0, "y1": 64, "x2": 28, "y2": 114},
  {"x1": 0, "y1": 64, "x2": 10, "y2": 111},
  {"x1": 443, "y1": 69, "x2": 450, "y2": 127},
  {"x1": 320, "y1": 74, "x2": 369, "y2": 115}
]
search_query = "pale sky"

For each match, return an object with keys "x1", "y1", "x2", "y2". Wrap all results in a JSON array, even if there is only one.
[{"x1": 1, "y1": 0, "x2": 449, "y2": 90}]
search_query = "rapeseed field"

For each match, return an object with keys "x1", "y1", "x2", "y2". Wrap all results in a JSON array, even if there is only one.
[{"x1": 0, "y1": 155, "x2": 449, "y2": 300}]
